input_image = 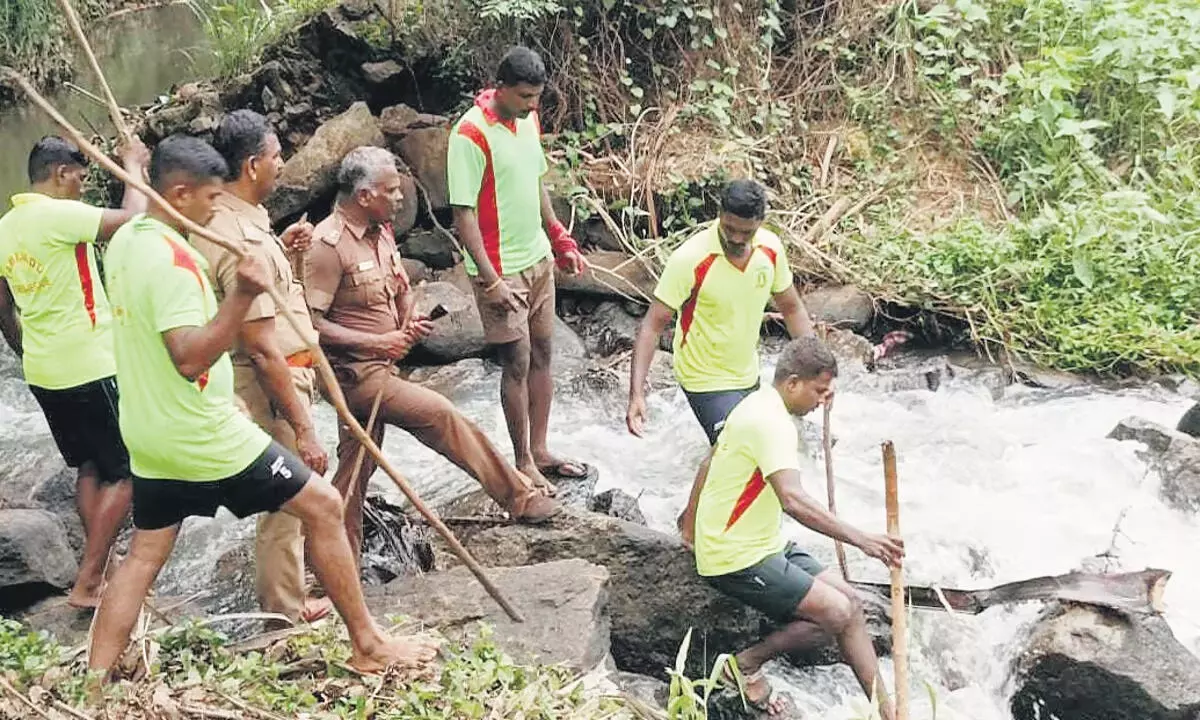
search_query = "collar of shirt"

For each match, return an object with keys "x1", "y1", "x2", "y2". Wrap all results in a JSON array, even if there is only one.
[
  {"x1": 9, "y1": 192, "x2": 50, "y2": 207},
  {"x1": 215, "y1": 191, "x2": 272, "y2": 239}
]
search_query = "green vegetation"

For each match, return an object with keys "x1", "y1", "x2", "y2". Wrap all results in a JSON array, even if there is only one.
[
  {"x1": 0, "y1": 616, "x2": 656, "y2": 719},
  {"x1": 0, "y1": 0, "x2": 122, "y2": 102},
  {"x1": 183, "y1": 0, "x2": 340, "y2": 77}
]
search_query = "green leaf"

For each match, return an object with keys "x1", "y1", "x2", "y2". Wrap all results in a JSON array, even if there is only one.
[{"x1": 1072, "y1": 250, "x2": 1095, "y2": 289}]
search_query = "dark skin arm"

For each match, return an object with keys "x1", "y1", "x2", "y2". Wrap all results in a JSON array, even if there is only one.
[
  {"x1": 768, "y1": 469, "x2": 905, "y2": 567},
  {"x1": 310, "y1": 309, "x2": 430, "y2": 362},
  {"x1": 626, "y1": 300, "x2": 675, "y2": 436},
  {"x1": 240, "y1": 317, "x2": 328, "y2": 474},
  {"x1": 540, "y1": 183, "x2": 584, "y2": 275},
  {"x1": 0, "y1": 278, "x2": 21, "y2": 356},
  {"x1": 677, "y1": 446, "x2": 715, "y2": 548},
  {"x1": 96, "y1": 139, "x2": 151, "y2": 243},
  {"x1": 162, "y1": 256, "x2": 268, "y2": 381},
  {"x1": 452, "y1": 206, "x2": 526, "y2": 313}
]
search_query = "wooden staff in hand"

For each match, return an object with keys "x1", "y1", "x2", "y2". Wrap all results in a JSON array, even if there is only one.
[
  {"x1": 823, "y1": 400, "x2": 850, "y2": 581},
  {"x1": 882, "y1": 440, "x2": 909, "y2": 720},
  {"x1": 0, "y1": 68, "x2": 524, "y2": 624}
]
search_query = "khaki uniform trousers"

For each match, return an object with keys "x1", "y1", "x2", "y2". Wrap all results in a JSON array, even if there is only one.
[
  {"x1": 234, "y1": 365, "x2": 318, "y2": 623},
  {"x1": 330, "y1": 364, "x2": 535, "y2": 560}
]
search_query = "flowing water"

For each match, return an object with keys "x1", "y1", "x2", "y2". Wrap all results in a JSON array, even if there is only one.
[
  {"x1": 5, "y1": 334, "x2": 1197, "y2": 718},
  {"x1": 0, "y1": 2, "x2": 212, "y2": 205}
]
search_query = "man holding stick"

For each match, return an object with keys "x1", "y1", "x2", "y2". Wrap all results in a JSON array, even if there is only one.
[
  {"x1": 626, "y1": 179, "x2": 815, "y2": 445},
  {"x1": 448, "y1": 45, "x2": 589, "y2": 491},
  {"x1": 683, "y1": 336, "x2": 903, "y2": 718},
  {"x1": 305, "y1": 146, "x2": 561, "y2": 562},
  {"x1": 190, "y1": 109, "x2": 332, "y2": 626},
  {"x1": 0, "y1": 135, "x2": 149, "y2": 608},
  {"x1": 90, "y1": 135, "x2": 437, "y2": 676}
]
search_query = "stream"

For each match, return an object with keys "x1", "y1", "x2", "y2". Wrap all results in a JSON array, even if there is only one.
[
  {"x1": 5, "y1": 334, "x2": 1197, "y2": 718},
  {"x1": 0, "y1": 2, "x2": 212, "y2": 205}
]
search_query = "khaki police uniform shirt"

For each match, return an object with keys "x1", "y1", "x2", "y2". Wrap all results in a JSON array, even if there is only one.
[
  {"x1": 191, "y1": 191, "x2": 316, "y2": 367},
  {"x1": 304, "y1": 207, "x2": 410, "y2": 378}
]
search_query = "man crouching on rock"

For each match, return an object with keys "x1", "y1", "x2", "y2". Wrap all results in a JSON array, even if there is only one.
[
  {"x1": 680, "y1": 336, "x2": 904, "y2": 718},
  {"x1": 304, "y1": 146, "x2": 561, "y2": 563},
  {"x1": 89, "y1": 135, "x2": 437, "y2": 678}
]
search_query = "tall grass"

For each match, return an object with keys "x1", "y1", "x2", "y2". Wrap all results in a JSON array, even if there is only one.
[{"x1": 184, "y1": 0, "x2": 339, "y2": 78}]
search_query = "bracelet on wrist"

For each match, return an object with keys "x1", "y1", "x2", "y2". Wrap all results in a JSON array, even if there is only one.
[{"x1": 485, "y1": 277, "x2": 504, "y2": 292}]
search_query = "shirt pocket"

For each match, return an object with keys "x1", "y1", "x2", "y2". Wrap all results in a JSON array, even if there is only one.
[{"x1": 343, "y1": 267, "x2": 388, "y2": 307}]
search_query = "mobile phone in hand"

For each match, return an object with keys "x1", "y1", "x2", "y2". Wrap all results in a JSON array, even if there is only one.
[{"x1": 428, "y1": 303, "x2": 450, "y2": 320}]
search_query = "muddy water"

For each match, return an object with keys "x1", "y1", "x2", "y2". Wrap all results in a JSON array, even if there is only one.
[{"x1": 0, "y1": 2, "x2": 212, "y2": 205}]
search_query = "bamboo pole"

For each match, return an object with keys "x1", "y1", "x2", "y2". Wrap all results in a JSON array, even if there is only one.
[
  {"x1": 823, "y1": 402, "x2": 849, "y2": 582},
  {"x1": 1, "y1": 67, "x2": 525, "y2": 623},
  {"x1": 54, "y1": 0, "x2": 133, "y2": 146},
  {"x1": 881, "y1": 440, "x2": 909, "y2": 720},
  {"x1": 347, "y1": 389, "x2": 385, "y2": 500}
]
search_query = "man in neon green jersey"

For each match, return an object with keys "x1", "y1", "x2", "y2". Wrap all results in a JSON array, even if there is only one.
[
  {"x1": 448, "y1": 45, "x2": 589, "y2": 493},
  {"x1": 90, "y1": 135, "x2": 437, "y2": 678},
  {"x1": 0, "y1": 135, "x2": 148, "y2": 608}
]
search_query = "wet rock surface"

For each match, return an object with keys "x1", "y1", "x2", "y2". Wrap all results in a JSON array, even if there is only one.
[
  {"x1": 0, "y1": 509, "x2": 79, "y2": 601},
  {"x1": 1108, "y1": 417, "x2": 1200, "y2": 513}
]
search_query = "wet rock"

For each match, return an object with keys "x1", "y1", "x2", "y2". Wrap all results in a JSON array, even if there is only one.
[
  {"x1": 411, "y1": 281, "x2": 486, "y2": 362},
  {"x1": 380, "y1": 104, "x2": 421, "y2": 138},
  {"x1": 1011, "y1": 361, "x2": 1089, "y2": 391},
  {"x1": 613, "y1": 671, "x2": 669, "y2": 707},
  {"x1": 361, "y1": 59, "x2": 403, "y2": 85},
  {"x1": 1010, "y1": 604, "x2": 1200, "y2": 720},
  {"x1": 554, "y1": 316, "x2": 589, "y2": 371},
  {"x1": 1108, "y1": 417, "x2": 1200, "y2": 513},
  {"x1": 588, "y1": 489, "x2": 647, "y2": 526},
  {"x1": 0, "y1": 431, "x2": 83, "y2": 555},
  {"x1": 555, "y1": 250, "x2": 657, "y2": 302},
  {"x1": 396, "y1": 126, "x2": 452, "y2": 210},
  {"x1": 400, "y1": 229, "x2": 457, "y2": 270},
  {"x1": 1175, "y1": 401, "x2": 1200, "y2": 438},
  {"x1": 855, "y1": 355, "x2": 954, "y2": 394},
  {"x1": 401, "y1": 257, "x2": 431, "y2": 285},
  {"x1": 570, "y1": 301, "x2": 642, "y2": 357},
  {"x1": 0, "y1": 509, "x2": 78, "y2": 593},
  {"x1": 801, "y1": 285, "x2": 874, "y2": 331},
  {"x1": 267, "y1": 101, "x2": 384, "y2": 220},
  {"x1": 364, "y1": 558, "x2": 611, "y2": 670},
  {"x1": 432, "y1": 262, "x2": 473, "y2": 296},
  {"x1": 436, "y1": 509, "x2": 891, "y2": 676}
]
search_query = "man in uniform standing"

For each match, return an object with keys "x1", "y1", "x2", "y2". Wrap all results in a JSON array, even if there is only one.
[
  {"x1": 191, "y1": 109, "x2": 332, "y2": 626},
  {"x1": 0, "y1": 135, "x2": 149, "y2": 608},
  {"x1": 305, "y1": 146, "x2": 560, "y2": 562},
  {"x1": 448, "y1": 45, "x2": 589, "y2": 491}
]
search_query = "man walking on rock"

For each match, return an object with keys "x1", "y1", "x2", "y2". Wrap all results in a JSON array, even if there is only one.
[
  {"x1": 0, "y1": 135, "x2": 149, "y2": 608},
  {"x1": 626, "y1": 179, "x2": 814, "y2": 445},
  {"x1": 684, "y1": 336, "x2": 902, "y2": 718},
  {"x1": 305, "y1": 146, "x2": 560, "y2": 562},
  {"x1": 448, "y1": 45, "x2": 589, "y2": 491},
  {"x1": 91, "y1": 134, "x2": 437, "y2": 676},
  {"x1": 192, "y1": 109, "x2": 332, "y2": 626}
]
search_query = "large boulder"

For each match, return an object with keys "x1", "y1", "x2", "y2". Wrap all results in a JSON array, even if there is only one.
[
  {"x1": 435, "y1": 509, "x2": 890, "y2": 676},
  {"x1": 801, "y1": 285, "x2": 874, "y2": 331},
  {"x1": 396, "y1": 126, "x2": 452, "y2": 210},
  {"x1": 570, "y1": 301, "x2": 642, "y2": 358},
  {"x1": 555, "y1": 251, "x2": 657, "y2": 302},
  {"x1": 1108, "y1": 417, "x2": 1200, "y2": 513},
  {"x1": 0, "y1": 509, "x2": 79, "y2": 595},
  {"x1": 267, "y1": 101, "x2": 384, "y2": 220},
  {"x1": 588, "y1": 489, "x2": 647, "y2": 526},
  {"x1": 364, "y1": 558, "x2": 611, "y2": 671},
  {"x1": 0, "y1": 429, "x2": 83, "y2": 555},
  {"x1": 411, "y1": 281, "x2": 486, "y2": 362},
  {"x1": 392, "y1": 170, "x2": 420, "y2": 237},
  {"x1": 400, "y1": 229, "x2": 458, "y2": 270},
  {"x1": 1010, "y1": 604, "x2": 1200, "y2": 720}
]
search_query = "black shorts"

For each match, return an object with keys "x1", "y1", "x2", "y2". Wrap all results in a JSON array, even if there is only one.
[
  {"x1": 683, "y1": 382, "x2": 759, "y2": 445},
  {"x1": 703, "y1": 542, "x2": 826, "y2": 623},
  {"x1": 28, "y1": 376, "x2": 130, "y2": 484},
  {"x1": 132, "y1": 441, "x2": 310, "y2": 530}
]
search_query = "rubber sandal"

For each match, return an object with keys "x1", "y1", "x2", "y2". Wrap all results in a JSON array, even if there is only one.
[{"x1": 536, "y1": 460, "x2": 591, "y2": 480}]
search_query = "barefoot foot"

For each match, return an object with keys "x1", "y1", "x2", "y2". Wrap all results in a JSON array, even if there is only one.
[
  {"x1": 66, "y1": 584, "x2": 103, "y2": 610},
  {"x1": 349, "y1": 634, "x2": 440, "y2": 675},
  {"x1": 516, "y1": 461, "x2": 558, "y2": 497}
]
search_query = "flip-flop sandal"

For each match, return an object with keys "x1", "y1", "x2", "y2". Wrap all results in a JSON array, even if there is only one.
[
  {"x1": 536, "y1": 460, "x2": 592, "y2": 480},
  {"x1": 301, "y1": 597, "x2": 333, "y2": 623},
  {"x1": 720, "y1": 666, "x2": 776, "y2": 713}
]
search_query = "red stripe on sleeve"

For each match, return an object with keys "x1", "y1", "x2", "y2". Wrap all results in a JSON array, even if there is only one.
[
  {"x1": 678, "y1": 253, "x2": 719, "y2": 346},
  {"x1": 457, "y1": 121, "x2": 503, "y2": 275}
]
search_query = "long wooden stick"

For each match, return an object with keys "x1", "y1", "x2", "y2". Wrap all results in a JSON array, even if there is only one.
[
  {"x1": 55, "y1": 0, "x2": 132, "y2": 145},
  {"x1": 881, "y1": 441, "x2": 909, "y2": 720},
  {"x1": 347, "y1": 389, "x2": 385, "y2": 500},
  {"x1": 1, "y1": 67, "x2": 524, "y2": 623},
  {"x1": 823, "y1": 402, "x2": 850, "y2": 582}
]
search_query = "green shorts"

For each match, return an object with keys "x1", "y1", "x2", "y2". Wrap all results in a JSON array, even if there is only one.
[{"x1": 703, "y1": 542, "x2": 826, "y2": 623}]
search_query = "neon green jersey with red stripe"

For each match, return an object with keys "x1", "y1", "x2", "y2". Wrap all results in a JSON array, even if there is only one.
[
  {"x1": 446, "y1": 89, "x2": 551, "y2": 277},
  {"x1": 654, "y1": 223, "x2": 793, "y2": 393},
  {"x1": 0, "y1": 193, "x2": 115, "y2": 389},
  {"x1": 105, "y1": 215, "x2": 269, "y2": 481},
  {"x1": 694, "y1": 385, "x2": 798, "y2": 576}
]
